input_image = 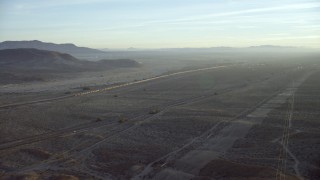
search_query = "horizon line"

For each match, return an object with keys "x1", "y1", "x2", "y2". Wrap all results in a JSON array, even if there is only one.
[{"x1": 1, "y1": 40, "x2": 320, "y2": 50}]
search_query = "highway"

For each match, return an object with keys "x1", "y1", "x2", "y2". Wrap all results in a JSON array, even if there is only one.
[
  {"x1": 0, "y1": 65, "x2": 227, "y2": 110},
  {"x1": 0, "y1": 65, "x2": 228, "y2": 152},
  {"x1": 1, "y1": 63, "x2": 316, "y2": 180}
]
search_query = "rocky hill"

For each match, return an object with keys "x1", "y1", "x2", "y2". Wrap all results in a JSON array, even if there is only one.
[{"x1": 0, "y1": 40, "x2": 105, "y2": 55}]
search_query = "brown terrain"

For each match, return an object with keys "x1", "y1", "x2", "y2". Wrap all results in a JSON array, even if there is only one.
[{"x1": 0, "y1": 50, "x2": 319, "y2": 180}]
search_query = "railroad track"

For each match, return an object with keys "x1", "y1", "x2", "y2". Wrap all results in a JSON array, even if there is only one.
[
  {"x1": 11, "y1": 70, "x2": 281, "y2": 175},
  {"x1": 2, "y1": 66, "x2": 308, "y2": 177},
  {"x1": 0, "y1": 65, "x2": 247, "y2": 154},
  {"x1": 0, "y1": 65, "x2": 227, "y2": 110}
]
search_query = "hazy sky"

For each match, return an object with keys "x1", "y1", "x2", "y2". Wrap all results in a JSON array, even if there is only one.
[{"x1": 1, "y1": 0, "x2": 319, "y2": 48}]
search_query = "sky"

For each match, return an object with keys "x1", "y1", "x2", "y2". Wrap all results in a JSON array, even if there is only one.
[{"x1": 0, "y1": 0, "x2": 320, "y2": 49}]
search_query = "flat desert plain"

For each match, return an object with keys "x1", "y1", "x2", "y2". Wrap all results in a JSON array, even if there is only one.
[{"x1": 0, "y1": 60, "x2": 320, "y2": 180}]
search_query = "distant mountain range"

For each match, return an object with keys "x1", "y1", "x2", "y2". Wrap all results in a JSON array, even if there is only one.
[
  {"x1": 0, "y1": 40, "x2": 105, "y2": 55},
  {"x1": 0, "y1": 40, "x2": 301, "y2": 54},
  {"x1": 247, "y1": 45, "x2": 297, "y2": 49},
  {"x1": 159, "y1": 45, "x2": 298, "y2": 51},
  {"x1": 0, "y1": 48, "x2": 140, "y2": 72}
]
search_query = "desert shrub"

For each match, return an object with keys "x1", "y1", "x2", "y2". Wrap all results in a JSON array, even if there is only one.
[
  {"x1": 149, "y1": 109, "x2": 160, "y2": 114},
  {"x1": 118, "y1": 116, "x2": 128, "y2": 123},
  {"x1": 20, "y1": 148, "x2": 51, "y2": 159},
  {"x1": 50, "y1": 174, "x2": 79, "y2": 180},
  {"x1": 3, "y1": 172, "x2": 40, "y2": 180}
]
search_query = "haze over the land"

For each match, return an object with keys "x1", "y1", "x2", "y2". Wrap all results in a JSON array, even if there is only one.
[
  {"x1": 1, "y1": 0, "x2": 319, "y2": 49},
  {"x1": 1, "y1": 1, "x2": 320, "y2": 180}
]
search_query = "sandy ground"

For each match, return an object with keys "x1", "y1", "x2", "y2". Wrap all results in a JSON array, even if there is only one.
[
  {"x1": 0, "y1": 57, "x2": 211, "y2": 93},
  {"x1": 0, "y1": 61, "x2": 319, "y2": 180},
  {"x1": 0, "y1": 67, "x2": 161, "y2": 93},
  {"x1": 150, "y1": 72, "x2": 312, "y2": 180}
]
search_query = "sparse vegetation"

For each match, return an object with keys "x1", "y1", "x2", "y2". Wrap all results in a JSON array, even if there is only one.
[
  {"x1": 149, "y1": 108, "x2": 160, "y2": 114},
  {"x1": 55, "y1": 154, "x2": 67, "y2": 160},
  {"x1": 96, "y1": 118, "x2": 102, "y2": 122},
  {"x1": 2, "y1": 172, "x2": 40, "y2": 180},
  {"x1": 20, "y1": 148, "x2": 51, "y2": 159},
  {"x1": 1, "y1": 58, "x2": 319, "y2": 180},
  {"x1": 50, "y1": 174, "x2": 79, "y2": 180},
  {"x1": 118, "y1": 116, "x2": 128, "y2": 123}
]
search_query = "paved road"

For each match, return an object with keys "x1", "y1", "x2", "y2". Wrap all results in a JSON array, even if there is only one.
[
  {"x1": 2, "y1": 65, "x2": 312, "y2": 179},
  {"x1": 0, "y1": 65, "x2": 227, "y2": 110},
  {"x1": 0, "y1": 66, "x2": 229, "y2": 152}
]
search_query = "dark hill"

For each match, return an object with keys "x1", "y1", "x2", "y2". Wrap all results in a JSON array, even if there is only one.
[
  {"x1": 0, "y1": 40, "x2": 105, "y2": 55},
  {"x1": 0, "y1": 48, "x2": 84, "y2": 71},
  {"x1": 0, "y1": 48, "x2": 140, "y2": 72},
  {"x1": 0, "y1": 48, "x2": 140, "y2": 84}
]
